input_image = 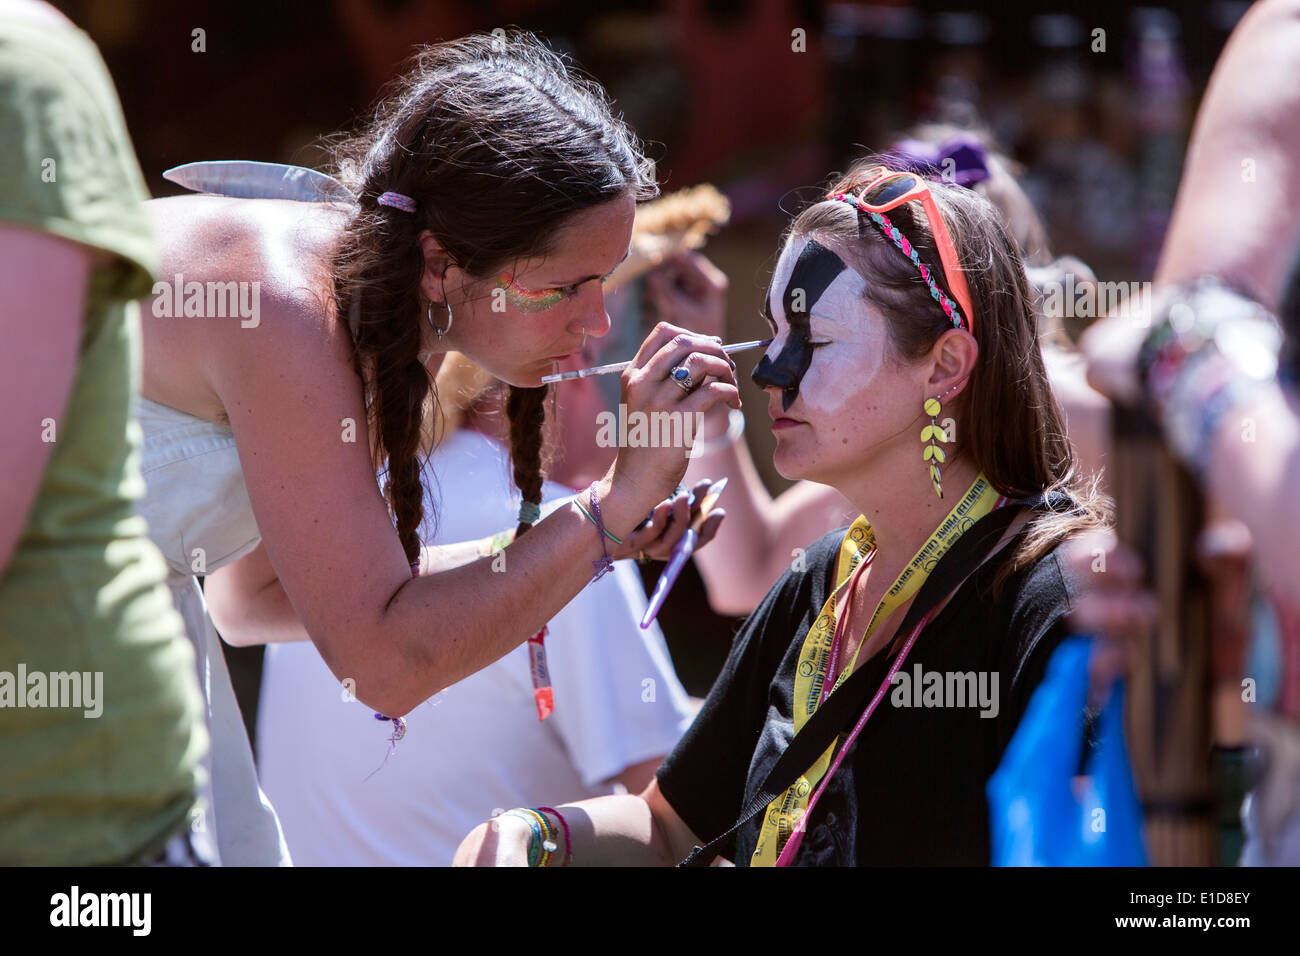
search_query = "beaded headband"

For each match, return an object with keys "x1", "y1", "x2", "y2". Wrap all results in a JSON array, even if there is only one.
[
  {"x1": 377, "y1": 191, "x2": 417, "y2": 213},
  {"x1": 828, "y1": 191, "x2": 969, "y2": 333}
]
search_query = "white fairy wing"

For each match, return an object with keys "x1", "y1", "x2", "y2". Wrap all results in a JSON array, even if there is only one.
[
  {"x1": 162, "y1": 161, "x2": 365, "y2": 344},
  {"x1": 162, "y1": 160, "x2": 357, "y2": 204}
]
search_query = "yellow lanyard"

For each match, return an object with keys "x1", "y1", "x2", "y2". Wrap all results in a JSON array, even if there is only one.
[{"x1": 750, "y1": 473, "x2": 1000, "y2": 866}]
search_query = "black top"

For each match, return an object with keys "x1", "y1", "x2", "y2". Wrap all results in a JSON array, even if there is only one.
[{"x1": 657, "y1": 521, "x2": 1083, "y2": 866}]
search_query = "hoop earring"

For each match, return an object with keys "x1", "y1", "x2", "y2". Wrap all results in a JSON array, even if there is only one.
[
  {"x1": 427, "y1": 300, "x2": 452, "y2": 339},
  {"x1": 921, "y1": 385, "x2": 958, "y2": 499}
]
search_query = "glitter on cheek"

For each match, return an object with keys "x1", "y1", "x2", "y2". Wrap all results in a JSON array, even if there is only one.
[{"x1": 497, "y1": 272, "x2": 567, "y2": 313}]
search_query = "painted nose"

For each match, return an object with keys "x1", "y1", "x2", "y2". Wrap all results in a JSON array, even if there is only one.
[
  {"x1": 751, "y1": 353, "x2": 795, "y2": 391},
  {"x1": 751, "y1": 350, "x2": 806, "y2": 411}
]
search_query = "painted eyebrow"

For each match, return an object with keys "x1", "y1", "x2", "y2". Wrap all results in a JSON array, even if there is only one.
[{"x1": 550, "y1": 249, "x2": 630, "y2": 287}]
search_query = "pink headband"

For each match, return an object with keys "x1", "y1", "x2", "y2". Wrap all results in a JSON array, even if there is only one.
[{"x1": 377, "y1": 191, "x2": 416, "y2": 213}]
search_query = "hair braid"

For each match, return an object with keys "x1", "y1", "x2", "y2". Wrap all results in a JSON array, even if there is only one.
[{"x1": 506, "y1": 385, "x2": 549, "y2": 538}]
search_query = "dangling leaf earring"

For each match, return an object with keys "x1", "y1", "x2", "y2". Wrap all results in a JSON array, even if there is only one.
[{"x1": 921, "y1": 387, "x2": 956, "y2": 499}]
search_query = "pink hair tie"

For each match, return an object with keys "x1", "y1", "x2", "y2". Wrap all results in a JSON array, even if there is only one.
[{"x1": 377, "y1": 191, "x2": 417, "y2": 213}]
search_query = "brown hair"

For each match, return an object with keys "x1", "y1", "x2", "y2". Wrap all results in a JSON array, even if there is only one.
[
  {"x1": 328, "y1": 31, "x2": 657, "y2": 561},
  {"x1": 790, "y1": 157, "x2": 1111, "y2": 592},
  {"x1": 889, "y1": 123, "x2": 1100, "y2": 348}
]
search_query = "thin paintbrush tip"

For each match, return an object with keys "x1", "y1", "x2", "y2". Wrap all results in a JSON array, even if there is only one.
[{"x1": 542, "y1": 338, "x2": 770, "y2": 384}]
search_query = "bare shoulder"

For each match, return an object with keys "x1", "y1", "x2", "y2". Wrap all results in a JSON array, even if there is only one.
[{"x1": 141, "y1": 195, "x2": 357, "y2": 420}]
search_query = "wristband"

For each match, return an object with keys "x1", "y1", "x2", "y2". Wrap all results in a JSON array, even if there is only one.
[
  {"x1": 536, "y1": 806, "x2": 572, "y2": 867},
  {"x1": 503, "y1": 809, "x2": 544, "y2": 867},
  {"x1": 586, "y1": 482, "x2": 615, "y2": 581},
  {"x1": 1138, "y1": 277, "x2": 1282, "y2": 478},
  {"x1": 573, "y1": 497, "x2": 622, "y2": 545},
  {"x1": 504, "y1": 808, "x2": 558, "y2": 867}
]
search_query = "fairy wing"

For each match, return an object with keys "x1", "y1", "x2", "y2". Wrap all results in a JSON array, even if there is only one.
[{"x1": 162, "y1": 160, "x2": 357, "y2": 204}]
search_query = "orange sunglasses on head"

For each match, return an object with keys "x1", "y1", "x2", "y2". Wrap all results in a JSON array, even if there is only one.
[{"x1": 828, "y1": 166, "x2": 975, "y2": 335}]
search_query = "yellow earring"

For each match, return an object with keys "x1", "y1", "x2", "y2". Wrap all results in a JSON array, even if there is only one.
[{"x1": 921, "y1": 396, "x2": 948, "y2": 499}]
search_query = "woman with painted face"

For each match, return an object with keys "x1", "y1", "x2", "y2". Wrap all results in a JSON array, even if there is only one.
[
  {"x1": 455, "y1": 160, "x2": 1109, "y2": 866},
  {"x1": 670, "y1": 127, "x2": 1113, "y2": 619},
  {"x1": 133, "y1": 31, "x2": 738, "y2": 865}
]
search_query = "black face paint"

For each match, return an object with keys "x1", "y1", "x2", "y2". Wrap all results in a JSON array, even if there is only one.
[{"x1": 751, "y1": 239, "x2": 848, "y2": 410}]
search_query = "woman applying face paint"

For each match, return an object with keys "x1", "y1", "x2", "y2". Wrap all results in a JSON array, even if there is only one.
[
  {"x1": 455, "y1": 162, "x2": 1111, "y2": 867},
  {"x1": 130, "y1": 32, "x2": 739, "y2": 864}
]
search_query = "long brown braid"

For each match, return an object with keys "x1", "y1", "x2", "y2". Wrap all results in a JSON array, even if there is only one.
[{"x1": 506, "y1": 385, "x2": 550, "y2": 538}]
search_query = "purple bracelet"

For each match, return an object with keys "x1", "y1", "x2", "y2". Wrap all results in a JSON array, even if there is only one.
[{"x1": 587, "y1": 482, "x2": 615, "y2": 581}]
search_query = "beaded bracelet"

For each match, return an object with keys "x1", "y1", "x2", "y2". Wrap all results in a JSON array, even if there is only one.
[
  {"x1": 504, "y1": 808, "x2": 559, "y2": 867},
  {"x1": 536, "y1": 806, "x2": 572, "y2": 867},
  {"x1": 527, "y1": 808, "x2": 558, "y2": 867},
  {"x1": 1138, "y1": 277, "x2": 1283, "y2": 478},
  {"x1": 503, "y1": 809, "x2": 545, "y2": 866}
]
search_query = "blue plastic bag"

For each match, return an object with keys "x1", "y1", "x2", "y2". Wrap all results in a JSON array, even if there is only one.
[{"x1": 987, "y1": 636, "x2": 1147, "y2": 866}]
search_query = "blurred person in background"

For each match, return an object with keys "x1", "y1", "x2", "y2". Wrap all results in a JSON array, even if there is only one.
[
  {"x1": 1081, "y1": 0, "x2": 1300, "y2": 864},
  {"x1": 0, "y1": 0, "x2": 207, "y2": 865},
  {"x1": 257, "y1": 345, "x2": 696, "y2": 865}
]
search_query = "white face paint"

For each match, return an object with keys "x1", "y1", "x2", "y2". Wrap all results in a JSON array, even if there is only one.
[{"x1": 766, "y1": 236, "x2": 891, "y2": 418}]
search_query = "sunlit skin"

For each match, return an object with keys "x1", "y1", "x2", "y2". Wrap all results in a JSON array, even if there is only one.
[{"x1": 418, "y1": 197, "x2": 635, "y2": 388}]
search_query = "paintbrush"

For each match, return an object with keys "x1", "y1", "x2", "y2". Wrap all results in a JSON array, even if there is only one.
[
  {"x1": 639, "y1": 477, "x2": 729, "y2": 629},
  {"x1": 541, "y1": 339, "x2": 771, "y2": 384}
]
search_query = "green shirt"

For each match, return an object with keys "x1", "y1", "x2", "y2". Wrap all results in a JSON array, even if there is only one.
[{"x1": 0, "y1": 11, "x2": 208, "y2": 864}]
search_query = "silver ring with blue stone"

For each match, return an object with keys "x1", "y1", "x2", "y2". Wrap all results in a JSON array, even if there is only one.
[{"x1": 670, "y1": 363, "x2": 695, "y2": 392}]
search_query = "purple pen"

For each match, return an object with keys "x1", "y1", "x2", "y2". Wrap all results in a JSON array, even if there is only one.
[{"x1": 640, "y1": 478, "x2": 728, "y2": 629}]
